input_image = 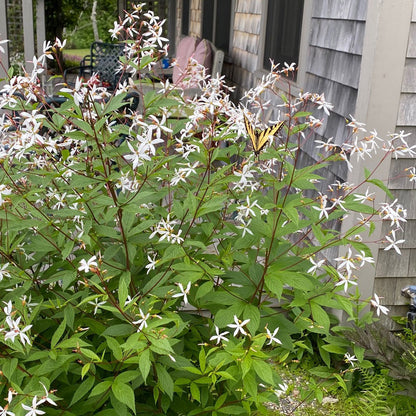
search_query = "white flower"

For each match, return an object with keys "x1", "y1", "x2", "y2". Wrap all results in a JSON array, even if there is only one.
[
  {"x1": 334, "y1": 248, "x2": 357, "y2": 278},
  {"x1": 265, "y1": 327, "x2": 282, "y2": 345},
  {"x1": 355, "y1": 251, "x2": 374, "y2": 267},
  {"x1": 312, "y1": 192, "x2": 331, "y2": 220},
  {"x1": 384, "y1": 235, "x2": 405, "y2": 255},
  {"x1": 344, "y1": 352, "x2": 358, "y2": 367},
  {"x1": 274, "y1": 382, "x2": 288, "y2": 398},
  {"x1": 172, "y1": 282, "x2": 192, "y2": 306},
  {"x1": 132, "y1": 309, "x2": 150, "y2": 332},
  {"x1": 149, "y1": 214, "x2": 184, "y2": 244},
  {"x1": 0, "y1": 184, "x2": 12, "y2": 207},
  {"x1": 0, "y1": 39, "x2": 9, "y2": 55},
  {"x1": 78, "y1": 256, "x2": 98, "y2": 273},
  {"x1": 0, "y1": 263, "x2": 10, "y2": 281},
  {"x1": 4, "y1": 316, "x2": 32, "y2": 345},
  {"x1": 88, "y1": 298, "x2": 106, "y2": 315},
  {"x1": 334, "y1": 272, "x2": 358, "y2": 293},
  {"x1": 37, "y1": 383, "x2": 57, "y2": 407},
  {"x1": 0, "y1": 404, "x2": 15, "y2": 416},
  {"x1": 227, "y1": 315, "x2": 250, "y2": 337},
  {"x1": 210, "y1": 326, "x2": 229, "y2": 345},
  {"x1": 145, "y1": 253, "x2": 158, "y2": 274},
  {"x1": 236, "y1": 219, "x2": 253, "y2": 237},
  {"x1": 370, "y1": 293, "x2": 389, "y2": 316},
  {"x1": 307, "y1": 257, "x2": 325, "y2": 275},
  {"x1": 21, "y1": 396, "x2": 45, "y2": 416}
]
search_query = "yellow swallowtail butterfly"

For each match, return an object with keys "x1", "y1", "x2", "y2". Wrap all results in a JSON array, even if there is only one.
[{"x1": 243, "y1": 113, "x2": 285, "y2": 157}]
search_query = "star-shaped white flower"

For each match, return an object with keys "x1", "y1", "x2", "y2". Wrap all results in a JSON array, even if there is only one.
[
  {"x1": 78, "y1": 255, "x2": 98, "y2": 273},
  {"x1": 227, "y1": 315, "x2": 250, "y2": 337},
  {"x1": 210, "y1": 326, "x2": 229, "y2": 345},
  {"x1": 172, "y1": 282, "x2": 192, "y2": 305},
  {"x1": 370, "y1": 293, "x2": 389, "y2": 316},
  {"x1": 265, "y1": 327, "x2": 282, "y2": 345}
]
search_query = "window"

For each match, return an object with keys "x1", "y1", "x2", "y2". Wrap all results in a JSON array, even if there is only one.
[
  {"x1": 202, "y1": 0, "x2": 232, "y2": 52},
  {"x1": 263, "y1": 0, "x2": 304, "y2": 72},
  {"x1": 181, "y1": 0, "x2": 190, "y2": 36}
]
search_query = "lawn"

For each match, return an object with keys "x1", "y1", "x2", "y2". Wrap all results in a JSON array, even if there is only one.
[{"x1": 62, "y1": 48, "x2": 89, "y2": 66}]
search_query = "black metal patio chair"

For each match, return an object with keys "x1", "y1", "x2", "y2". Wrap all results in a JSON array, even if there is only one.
[{"x1": 64, "y1": 41, "x2": 129, "y2": 91}]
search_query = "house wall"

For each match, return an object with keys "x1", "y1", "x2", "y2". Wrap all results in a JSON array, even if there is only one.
[
  {"x1": 300, "y1": 0, "x2": 367, "y2": 185},
  {"x1": 229, "y1": 0, "x2": 262, "y2": 96},
  {"x1": 189, "y1": 0, "x2": 202, "y2": 38},
  {"x1": 371, "y1": 0, "x2": 416, "y2": 320}
]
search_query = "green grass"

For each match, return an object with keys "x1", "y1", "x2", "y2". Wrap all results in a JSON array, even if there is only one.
[{"x1": 62, "y1": 49, "x2": 89, "y2": 66}]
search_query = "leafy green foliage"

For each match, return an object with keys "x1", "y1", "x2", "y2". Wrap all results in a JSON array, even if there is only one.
[{"x1": 0, "y1": 5, "x2": 407, "y2": 416}]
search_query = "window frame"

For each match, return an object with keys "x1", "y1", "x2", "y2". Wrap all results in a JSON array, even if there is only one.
[
  {"x1": 257, "y1": 0, "x2": 311, "y2": 93},
  {"x1": 181, "y1": 0, "x2": 190, "y2": 36},
  {"x1": 201, "y1": 0, "x2": 234, "y2": 53}
]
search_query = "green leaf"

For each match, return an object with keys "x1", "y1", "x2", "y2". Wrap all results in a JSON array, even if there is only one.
[
  {"x1": 1, "y1": 358, "x2": 18, "y2": 380},
  {"x1": 308, "y1": 366, "x2": 335, "y2": 378},
  {"x1": 51, "y1": 318, "x2": 67, "y2": 349},
  {"x1": 161, "y1": 245, "x2": 186, "y2": 262},
  {"x1": 69, "y1": 376, "x2": 95, "y2": 406},
  {"x1": 190, "y1": 382, "x2": 200, "y2": 402},
  {"x1": 81, "y1": 363, "x2": 91, "y2": 379},
  {"x1": 102, "y1": 324, "x2": 134, "y2": 337},
  {"x1": 105, "y1": 336, "x2": 123, "y2": 361},
  {"x1": 80, "y1": 348, "x2": 101, "y2": 362},
  {"x1": 217, "y1": 405, "x2": 247, "y2": 414},
  {"x1": 252, "y1": 359, "x2": 274, "y2": 385},
  {"x1": 139, "y1": 349, "x2": 151, "y2": 381},
  {"x1": 195, "y1": 281, "x2": 214, "y2": 300},
  {"x1": 215, "y1": 393, "x2": 228, "y2": 409},
  {"x1": 310, "y1": 301, "x2": 330, "y2": 333},
  {"x1": 243, "y1": 304, "x2": 260, "y2": 334},
  {"x1": 156, "y1": 363, "x2": 174, "y2": 399},
  {"x1": 199, "y1": 348, "x2": 206, "y2": 373},
  {"x1": 112, "y1": 381, "x2": 136, "y2": 414},
  {"x1": 241, "y1": 355, "x2": 252, "y2": 378},
  {"x1": 317, "y1": 337, "x2": 331, "y2": 368},
  {"x1": 118, "y1": 271, "x2": 130, "y2": 308},
  {"x1": 243, "y1": 371, "x2": 257, "y2": 397},
  {"x1": 90, "y1": 381, "x2": 112, "y2": 398}
]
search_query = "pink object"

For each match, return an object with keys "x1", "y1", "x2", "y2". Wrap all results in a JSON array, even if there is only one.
[{"x1": 172, "y1": 36, "x2": 213, "y2": 85}]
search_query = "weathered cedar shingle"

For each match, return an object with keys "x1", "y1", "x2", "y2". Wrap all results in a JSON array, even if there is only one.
[
  {"x1": 375, "y1": 249, "x2": 410, "y2": 277},
  {"x1": 312, "y1": 0, "x2": 368, "y2": 21},
  {"x1": 307, "y1": 47, "x2": 361, "y2": 89},
  {"x1": 309, "y1": 18, "x2": 366, "y2": 55}
]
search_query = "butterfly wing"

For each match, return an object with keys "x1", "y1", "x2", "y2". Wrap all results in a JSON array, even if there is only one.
[
  {"x1": 244, "y1": 113, "x2": 285, "y2": 156},
  {"x1": 255, "y1": 121, "x2": 285, "y2": 155},
  {"x1": 243, "y1": 113, "x2": 260, "y2": 154}
]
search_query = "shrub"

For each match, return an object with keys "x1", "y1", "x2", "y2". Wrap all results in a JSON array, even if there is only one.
[{"x1": 0, "y1": 4, "x2": 410, "y2": 415}]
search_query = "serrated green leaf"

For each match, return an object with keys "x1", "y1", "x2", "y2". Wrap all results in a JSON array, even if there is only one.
[
  {"x1": 243, "y1": 304, "x2": 260, "y2": 334},
  {"x1": 310, "y1": 302, "x2": 330, "y2": 333},
  {"x1": 105, "y1": 336, "x2": 123, "y2": 361},
  {"x1": 155, "y1": 363, "x2": 174, "y2": 399},
  {"x1": 112, "y1": 381, "x2": 136, "y2": 414},
  {"x1": 139, "y1": 349, "x2": 151, "y2": 381},
  {"x1": 252, "y1": 359, "x2": 274, "y2": 385}
]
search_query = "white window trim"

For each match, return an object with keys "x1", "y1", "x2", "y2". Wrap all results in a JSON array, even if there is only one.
[{"x1": 256, "y1": 0, "x2": 312, "y2": 96}]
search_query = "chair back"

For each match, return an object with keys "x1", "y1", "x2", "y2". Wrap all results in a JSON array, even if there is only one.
[
  {"x1": 90, "y1": 42, "x2": 127, "y2": 89},
  {"x1": 207, "y1": 41, "x2": 225, "y2": 78}
]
